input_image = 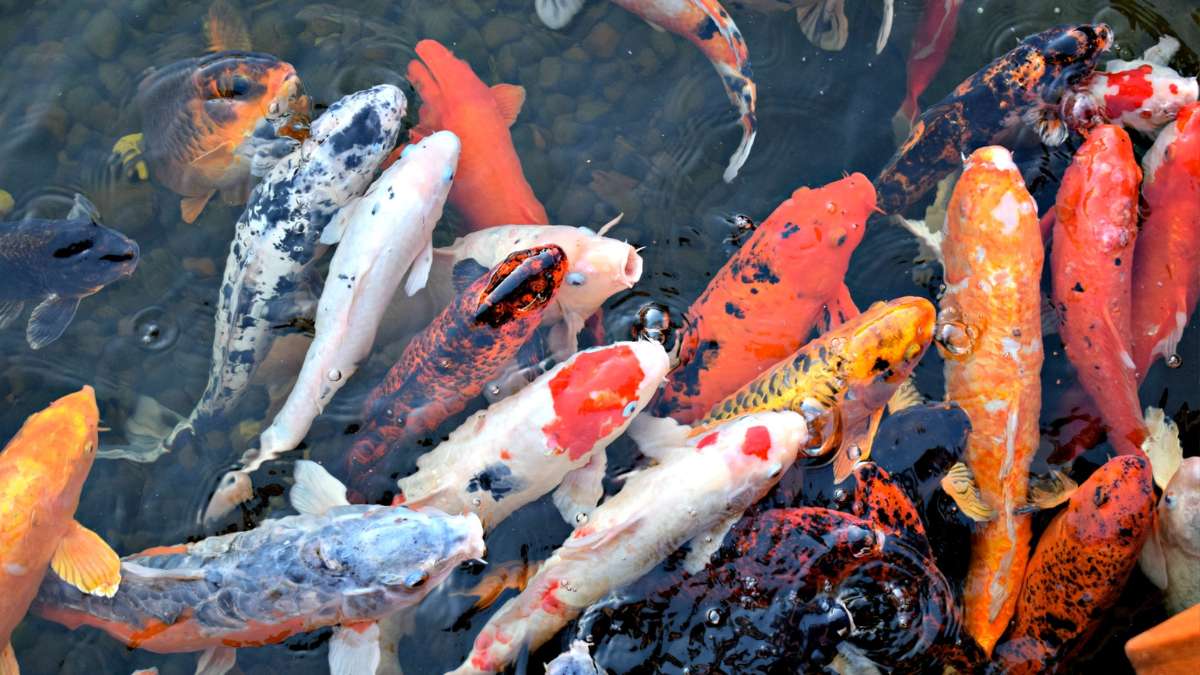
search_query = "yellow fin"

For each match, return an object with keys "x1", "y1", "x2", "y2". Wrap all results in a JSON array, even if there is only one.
[
  {"x1": 490, "y1": 84, "x2": 526, "y2": 127},
  {"x1": 940, "y1": 462, "x2": 997, "y2": 522},
  {"x1": 0, "y1": 643, "x2": 17, "y2": 675},
  {"x1": 1024, "y1": 468, "x2": 1078, "y2": 512},
  {"x1": 205, "y1": 0, "x2": 252, "y2": 52},
  {"x1": 1143, "y1": 406, "x2": 1182, "y2": 490},
  {"x1": 181, "y1": 193, "x2": 215, "y2": 224},
  {"x1": 51, "y1": 520, "x2": 121, "y2": 598},
  {"x1": 452, "y1": 559, "x2": 543, "y2": 612},
  {"x1": 833, "y1": 409, "x2": 880, "y2": 484},
  {"x1": 188, "y1": 141, "x2": 238, "y2": 171},
  {"x1": 886, "y1": 376, "x2": 923, "y2": 414}
]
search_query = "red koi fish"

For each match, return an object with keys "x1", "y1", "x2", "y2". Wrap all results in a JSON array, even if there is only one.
[
  {"x1": 401, "y1": 40, "x2": 549, "y2": 232},
  {"x1": 651, "y1": 173, "x2": 875, "y2": 423},
  {"x1": 993, "y1": 455, "x2": 1155, "y2": 675},
  {"x1": 1050, "y1": 124, "x2": 1145, "y2": 457},
  {"x1": 339, "y1": 245, "x2": 567, "y2": 504},
  {"x1": 896, "y1": 0, "x2": 964, "y2": 126},
  {"x1": 536, "y1": 0, "x2": 757, "y2": 181}
]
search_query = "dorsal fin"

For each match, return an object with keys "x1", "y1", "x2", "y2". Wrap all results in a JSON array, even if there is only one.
[
  {"x1": 490, "y1": 84, "x2": 526, "y2": 127},
  {"x1": 67, "y1": 193, "x2": 103, "y2": 224},
  {"x1": 452, "y1": 258, "x2": 490, "y2": 293}
]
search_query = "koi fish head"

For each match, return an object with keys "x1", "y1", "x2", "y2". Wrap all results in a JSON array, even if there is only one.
[
  {"x1": 473, "y1": 244, "x2": 568, "y2": 328},
  {"x1": 2, "y1": 387, "x2": 100, "y2": 502},
  {"x1": 1056, "y1": 124, "x2": 1141, "y2": 249},
  {"x1": 770, "y1": 173, "x2": 875, "y2": 257},
  {"x1": 34, "y1": 218, "x2": 139, "y2": 297},
  {"x1": 1021, "y1": 24, "x2": 1112, "y2": 107},
  {"x1": 543, "y1": 225, "x2": 643, "y2": 323},
  {"x1": 1069, "y1": 455, "x2": 1154, "y2": 545},
  {"x1": 1158, "y1": 457, "x2": 1200, "y2": 556},
  {"x1": 692, "y1": 411, "x2": 809, "y2": 506},
  {"x1": 1142, "y1": 102, "x2": 1200, "y2": 184},
  {"x1": 838, "y1": 297, "x2": 936, "y2": 413},
  {"x1": 307, "y1": 84, "x2": 404, "y2": 157}
]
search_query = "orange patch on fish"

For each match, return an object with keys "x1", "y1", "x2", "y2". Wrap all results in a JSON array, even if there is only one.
[{"x1": 543, "y1": 344, "x2": 644, "y2": 462}]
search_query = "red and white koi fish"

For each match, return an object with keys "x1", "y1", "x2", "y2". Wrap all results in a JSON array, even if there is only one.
[
  {"x1": 536, "y1": 0, "x2": 757, "y2": 181},
  {"x1": 446, "y1": 410, "x2": 809, "y2": 675},
  {"x1": 398, "y1": 340, "x2": 669, "y2": 529},
  {"x1": 896, "y1": 0, "x2": 964, "y2": 127}
]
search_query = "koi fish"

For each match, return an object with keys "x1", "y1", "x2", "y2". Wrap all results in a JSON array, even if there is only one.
[
  {"x1": 535, "y1": 0, "x2": 757, "y2": 182},
  {"x1": 203, "y1": 130, "x2": 461, "y2": 522},
  {"x1": 937, "y1": 146, "x2": 1043, "y2": 655},
  {"x1": 895, "y1": 0, "x2": 964, "y2": 127},
  {"x1": 652, "y1": 173, "x2": 875, "y2": 424},
  {"x1": 875, "y1": 23, "x2": 1113, "y2": 216},
  {"x1": 397, "y1": 340, "x2": 669, "y2": 528},
  {"x1": 141, "y1": 86, "x2": 404, "y2": 468},
  {"x1": 340, "y1": 245, "x2": 568, "y2": 504},
  {"x1": 1124, "y1": 604, "x2": 1200, "y2": 675},
  {"x1": 546, "y1": 640, "x2": 602, "y2": 675},
  {"x1": 401, "y1": 39, "x2": 548, "y2": 231},
  {"x1": 992, "y1": 455, "x2": 1155, "y2": 675},
  {"x1": 1062, "y1": 37, "x2": 1198, "y2": 136},
  {"x1": 32, "y1": 461, "x2": 485, "y2": 675},
  {"x1": 1050, "y1": 125, "x2": 1146, "y2": 457},
  {"x1": 695, "y1": 296, "x2": 936, "y2": 483},
  {"x1": 447, "y1": 410, "x2": 809, "y2": 675},
  {"x1": 137, "y1": 50, "x2": 311, "y2": 223},
  {"x1": 0, "y1": 387, "x2": 122, "y2": 674},
  {"x1": 726, "y1": 0, "x2": 894, "y2": 54},
  {"x1": 0, "y1": 194, "x2": 139, "y2": 349},
  {"x1": 1140, "y1": 457, "x2": 1200, "y2": 617}
]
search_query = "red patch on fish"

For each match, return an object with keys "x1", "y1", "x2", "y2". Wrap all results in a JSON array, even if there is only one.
[
  {"x1": 696, "y1": 431, "x2": 719, "y2": 449},
  {"x1": 543, "y1": 345, "x2": 644, "y2": 461},
  {"x1": 1103, "y1": 65, "x2": 1155, "y2": 119},
  {"x1": 741, "y1": 426, "x2": 771, "y2": 460}
]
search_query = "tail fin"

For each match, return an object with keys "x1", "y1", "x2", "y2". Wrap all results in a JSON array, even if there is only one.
[
  {"x1": 202, "y1": 470, "x2": 253, "y2": 523},
  {"x1": 97, "y1": 395, "x2": 184, "y2": 463}
]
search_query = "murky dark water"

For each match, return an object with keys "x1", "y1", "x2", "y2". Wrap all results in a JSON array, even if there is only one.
[{"x1": 0, "y1": 0, "x2": 1196, "y2": 673}]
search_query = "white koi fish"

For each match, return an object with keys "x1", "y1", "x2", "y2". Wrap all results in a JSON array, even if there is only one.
[
  {"x1": 397, "y1": 340, "x2": 669, "y2": 529},
  {"x1": 446, "y1": 410, "x2": 808, "y2": 675},
  {"x1": 546, "y1": 640, "x2": 603, "y2": 675},
  {"x1": 202, "y1": 130, "x2": 461, "y2": 522}
]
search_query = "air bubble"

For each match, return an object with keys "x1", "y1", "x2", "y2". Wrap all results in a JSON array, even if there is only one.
[
  {"x1": 1167, "y1": 354, "x2": 1182, "y2": 368},
  {"x1": 834, "y1": 488, "x2": 848, "y2": 503},
  {"x1": 292, "y1": 245, "x2": 304, "y2": 253},
  {"x1": 472, "y1": 498, "x2": 481, "y2": 506},
  {"x1": 440, "y1": 359, "x2": 452, "y2": 369},
  {"x1": 327, "y1": 369, "x2": 341, "y2": 381},
  {"x1": 575, "y1": 512, "x2": 588, "y2": 523},
  {"x1": 706, "y1": 609, "x2": 724, "y2": 626},
  {"x1": 489, "y1": 385, "x2": 501, "y2": 396}
]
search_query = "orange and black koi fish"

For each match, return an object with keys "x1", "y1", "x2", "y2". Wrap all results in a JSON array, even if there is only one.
[
  {"x1": 339, "y1": 245, "x2": 568, "y2": 503},
  {"x1": 875, "y1": 23, "x2": 1112, "y2": 216}
]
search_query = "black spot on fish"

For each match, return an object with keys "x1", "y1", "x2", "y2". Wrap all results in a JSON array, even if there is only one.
[
  {"x1": 229, "y1": 349, "x2": 255, "y2": 365},
  {"x1": 725, "y1": 302, "x2": 745, "y2": 319},
  {"x1": 696, "y1": 17, "x2": 721, "y2": 42},
  {"x1": 1114, "y1": 257, "x2": 1121, "y2": 266},
  {"x1": 328, "y1": 106, "x2": 383, "y2": 155},
  {"x1": 781, "y1": 222, "x2": 800, "y2": 239},
  {"x1": 53, "y1": 239, "x2": 94, "y2": 258},
  {"x1": 467, "y1": 463, "x2": 516, "y2": 500},
  {"x1": 1072, "y1": 282, "x2": 1084, "y2": 293},
  {"x1": 872, "y1": 357, "x2": 890, "y2": 373}
]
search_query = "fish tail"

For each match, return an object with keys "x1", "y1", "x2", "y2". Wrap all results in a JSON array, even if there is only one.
[
  {"x1": 408, "y1": 40, "x2": 462, "y2": 130},
  {"x1": 201, "y1": 470, "x2": 253, "y2": 523}
]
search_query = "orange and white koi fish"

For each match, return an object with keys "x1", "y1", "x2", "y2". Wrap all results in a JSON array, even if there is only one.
[
  {"x1": 398, "y1": 341, "x2": 669, "y2": 528},
  {"x1": 536, "y1": 0, "x2": 757, "y2": 181},
  {"x1": 1140, "y1": 456, "x2": 1200, "y2": 617},
  {"x1": 0, "y1": 387, "x2": 121, "y2": 674},
  {"x1": 895, "y1": 0, "x2": 964, "y2": 127},
  {"x1": 401, "y1": 40, "x2": 549, "y2": 232},
  {"x1": 446, "y1": 410, "x2": 809, "y2": 675},
  {"x1": 938, "y1": 146, "x2": 1043, "y2": 655}
]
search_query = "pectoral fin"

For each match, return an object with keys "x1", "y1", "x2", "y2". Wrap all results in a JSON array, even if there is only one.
[
  {"x1": 684, "y1": 511, "x2": 741, "y2": 574},
  {"x1": 27, "y1": 294, "x2": 81, "y2": 349},
  {"x1": 51, "y1": 520, "x2": 121, "y2": 597},
  {"x1": 627, "y1": 415, "x2": 689, "y2": 461},
  {"x1": 940, "y1": 462, "x2": 997, "y2": 522},
  {"x1": 0, "y1": 643, "x2": 18, "y2": 675},
  {"x1": 1024, "y1": 469, "x2": 1079, "y2": 511},
  {"x1": 0, "y1": 300, "x2": 24, "y2": 330},
  {"x1": 452, "y1": 258, "x2": 490, "y2": 293},
  {"x1": 67, "y1": 193, "x2": 104, "y2": 224},
  {"x1": 1138, "y1": 515, "x2": 1169, "y2": 589},
  {"x1": 490, "y1": 84, "x2": 526, "y2": 127},
  {"x1": 195, "y1": 646, "x2": 237, "y2": 675},
  {"x1": 404, "y1": 239, "x2": 434, "y2": 297},
  {"x1": 796, "y1": 0, "x2": 849, "y2": 51},
  {"x1": 180, "y1": 193, "x2": 215, "y2": 224},
  {"x1": 330, "y1": 622, "x2": 381, "y2": 675},
  {"x1": 291, "y1": 460, "x2": 351, "y2": 516},
  {"x1": 553, "y1": 452, "x2": 607, "y2": 527},
  {"x1": 321, "y1": 197, "x2": 362, "y2": 245},
  {"x1": 833, "y1": 409, "x2": 881, "y2": 484}
]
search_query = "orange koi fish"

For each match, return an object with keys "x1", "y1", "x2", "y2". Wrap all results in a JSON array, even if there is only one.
[
  {"x1": 137, "y1": 51, "x2": 311, "y2": 223},
  {"x1": 896, "y1": 0, "x2": 964, "y2": 126},
  {"x1": 651, "y1": 173, "x2": 875, "y2": 423},
  {"x1": 1050, "y1": 124, "x2": 1146, "y2": 457},
  {"x1": 0, "y1": 387, "x2": 121, "y2": 674},
  {"x1": 993, "y1": 456, "x2": 1155, "y2": 675},
  {"x1": 536, "y1": 0, "x2": 757, "y2": 181},
  {"x1": 401, "y1": 40, "x2": 549, "y2": 232},
  {"x1": 938, "y1": 146, "x2": 1043, "y2": 655}
]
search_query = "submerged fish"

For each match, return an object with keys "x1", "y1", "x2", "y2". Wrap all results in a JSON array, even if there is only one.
[
  {"x1": 938, "y1": 146, "x2": 1043, "y2": 655},
  {"x1": 397, "y1": 340, "x2": 669, "y2": 528},
  {"x1": 1141, "y1": 457, "x2": 1200, "y2": 617},
  {"x1": 652, "y1": 174, "x2": 874, "y2": 424},
  {"x1": 726, "y1": 0, "x2": 894, "y2": 54},
  {"x1": 401, "y1": 39, "x2": 549, "y2": 232},
  {"x1": 340, "y1": 245, "x2": 568, "y2": 504},
  {"x1": 32, "y1": 461, "x2": 485, "y2": 675},
  {"x1": 895, "y1": 0, "x2": 964, "y2": 128},
  {"x1": 875, "y1": 23, "x2": 1113, "y2": 216},
  {"x1": 536, "y1": 0, "x2": 757, "y2": 182},
  {"x1": 137, "y1": 50, "x2": 311, "y2": 223},
  {"x1": 447, "y1": 410, "x2": 809, "y2": 675},
  {"x1": 695, "y1": 296, "x2": 936, "y2": 483},
  {"x1": 546, "y1": 640, "x2": 603, "y2": 675},
  {"x1": 0, "y1": 387, "x2": 122, "y2": 674},
  {"x1": 0, "y1": 194, "x2": 139, "y2": 349},
  {"x1": 203, "y1": 130, "x2": 461, "y2": 522}
]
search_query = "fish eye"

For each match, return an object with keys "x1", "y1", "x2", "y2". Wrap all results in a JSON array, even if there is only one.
[
  {"x1": 84, "y1": 442, "x2": 93, "y2": 454},
  {"x1": 405, "y1": 571, "x2": 428, "y2": 588},
  {"x1": 622, "y1": 401, "x2": 638, "y2": 417},
  {"x1": 213, "y1": 73, "x2": 253, "y2": 99},
  {"x1": 566, "y1": 273, "x2": 586, "y2": 287},
  {"x1": 1164, "y1": 491, "x2": 1176, "y2": 509}
]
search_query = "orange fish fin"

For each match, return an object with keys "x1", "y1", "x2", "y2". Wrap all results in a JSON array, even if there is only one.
[
  {"x1": 180, "y1": 193, "x2": 215, "y2": 224},
  {"x1": 205, "y1": 0, "x2": 251, "y2": 52},
  {"x1": 822, "y1": 284, "x2": 859, "y2": 333},
  {"x1": 188, "y1": 141, "x2": 239, "y2": 171},
  {"x1": 51, "y1": 520, "x2": 121, "y2": 598},
  {"x1": 490, "y1": 84, "x2": 526, "y2": 127},
  {"x1": 0, "y1": 643, "x2": 16, "y2": 675},
  {"x1": 833, "y1": 408, "x2": 879, "y2": 484}
]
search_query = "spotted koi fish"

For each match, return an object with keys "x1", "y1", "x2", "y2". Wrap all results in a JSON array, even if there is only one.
[
  {"x1": 695, "y1": 296, "x2": 936, "y2": 483},
  {"x1": 397, "y1": 340, "x2": 668, "y2": 528},
  {"x1": 875, "y1": 23, "x2": 1113, "y2": 216},
  {"x1": 137, "y1": 51, "x2": 311, "y2": 223},
  {"x1": 536, "y1": 0, "x2": 757, "y2": 181},
  {"x1": 992, "y1": 455, "x2": 1155, "y2": 675},
  {"x1": 651, "y1": 173, "x2": 875, "y2": 424},
  {"x1": 340, "y1": 245, "x2": 568, "y2": 504},
  {"x1": 937, "y1": 146, "x2": 1043, "y2": 655},
  {"x1": 32, "y1": 461, "x2": 485, "y2": 675}
]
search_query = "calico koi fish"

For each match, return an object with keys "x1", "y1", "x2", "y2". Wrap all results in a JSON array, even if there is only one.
[
  {"x1": 875, "y1": 23, "x2": 1112, "y2": 216},
  {"x1": 535, "y1": 0, "x2": 757, "y2": 182},
  {"x1": 937, "y1": 146, "x2": 1043, "y2": 655},
  {"x1": 203, "y1": 130, "x2": 461, "y2": 522},
  {"x1": 1050, "y1": 124, "x2": 1146, "y2": 457},
  {"x1": 0, "y1": 387, "x2": 121, "y2": 674},
  {"x1": 341, "y1": 245, "x2": 568, "y2": 504},
  {"x1": 652, "y1": 173, "x2": 875, "y2": 424},
  {"x1": 992, "y1": 455, "x2": 1155, "y2": 675},
  {"x1": 896, "y1": 0, "x2": 964, "y2": 127},
  {"x1": 0, "y1": 194, "x2": 138, "y2": 349},
  {"x1": 397, "y1": 340, "x2": 669, "y2": 528},
  {"x1": 137, "y1": 51, "x2": 310, "y2": 223},
  {"x1": 446, "y1": 410, "x2": 809, "y2": 675},
  {"x1": 32, "y1": 461, "x2": 485, "y2": 675},
  {"x1": 1140, "y1": 457, "x2": 1200, "y2": 617},
  {"x1": 695, "y1": 296, "x2": 936, "y2": 483},
  {"x1": 401, "y1": 40, "x2": 548, "y2": 231}
]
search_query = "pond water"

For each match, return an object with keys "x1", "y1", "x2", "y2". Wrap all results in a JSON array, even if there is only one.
[{"x1": 0, "y1": 0, "x2": 1197, "y2": 674}]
